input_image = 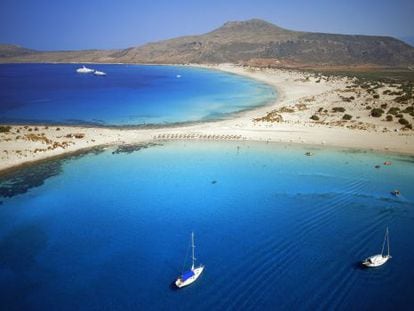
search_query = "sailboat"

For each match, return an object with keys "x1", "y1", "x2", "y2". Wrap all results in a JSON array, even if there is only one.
[
  {"x1": 175, "y1": 232, "x2": 204, "y2": 288},
  {"x1": 362, "y1": 227, "x2": 391, "y2": 267}
]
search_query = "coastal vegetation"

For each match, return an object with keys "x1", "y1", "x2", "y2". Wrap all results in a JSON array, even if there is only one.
[
  {"x1": 332, "y1": 107, "x2": 346, "y2": 113},
  {"x1": 371, "y1": 108, "x2": 384, "y2": 117},
  {"x1": 250, "y1": 67, "x2": 413, "y2": 135},
  {"x1": 0, "y1": 125, "x2": 11, "y2": 133},
  {"x1": 310, "y1": 115, "x2": 320, "y2": 121}
]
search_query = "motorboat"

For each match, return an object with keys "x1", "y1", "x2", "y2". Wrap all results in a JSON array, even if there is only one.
[
  {"x1": 76, "y1": 65, "x2": 94, "y2": 73},
  {"x1": 94, "y1": 70, "x2": 107, "y2": 76}
]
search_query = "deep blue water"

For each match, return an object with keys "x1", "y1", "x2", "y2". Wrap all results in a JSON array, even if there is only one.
[
  {"x1": 0, "y1": 141, "x2": 413, "y2": 310},
  {"x1": 0, "y1": 64, "x2": 275, "y2": 125}
]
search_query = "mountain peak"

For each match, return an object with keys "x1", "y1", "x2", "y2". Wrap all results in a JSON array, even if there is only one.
[{"x1": 219, "y1": 19, "x2": 287, "y2": 32}]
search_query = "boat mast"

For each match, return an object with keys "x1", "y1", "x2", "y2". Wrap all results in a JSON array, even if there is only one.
[
  {"x1": 191, "y1": 232, "x2": 195, "y2": 270},
  {"x1": 381, "y1": 227, "x2": 387, "y2": 257},
  {"x1": 387, "y1": 227, "x2": 390, "y2": 257}
]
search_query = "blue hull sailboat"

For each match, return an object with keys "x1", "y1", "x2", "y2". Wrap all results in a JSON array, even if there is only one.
[{"x1": 175, "y1": 232, "x2": 204, "y2": 288}]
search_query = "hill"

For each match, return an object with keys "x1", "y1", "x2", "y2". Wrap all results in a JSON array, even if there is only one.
[
  {"x1": 1, "y1": 19, "x2": 414, "y2": 68},
  {"x1": 0, "y1": 44, "x2": 38, "y2": 58}
]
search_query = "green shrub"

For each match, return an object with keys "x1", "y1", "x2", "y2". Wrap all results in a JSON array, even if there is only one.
[
  {"x1": 402, "y1": 106, "x2": 413, "y2": 114},
  {"x1": 371, "y1": 108, "x2": 384, "y2": 117},
  {"x1": 332, "y1": 107, "x2": 346, "y2": 113},
  {"x1": 342, "y1": 114, "x2": 352, "y2": 120},
  {"x1": 310, "y1": 115, "x2": 320, "y2": 121},
  {"x1": 373, "y1": 94, "x2": 380, "y2": 99},
  {"x1": 341, "y1": 96, "x2": 353, "y2": 102},
  {"x1": 395, "y1": 95, "x2": 410, "y2": 103},
  {"x1": 0, "y1": 125, "x2": 12, "y2": 133},
  {"x1": 387, "y1": 107, "x2": 400, "y2": 115},
  {"x1": 399, "y1": 118, "x2": 409, "y2": 125},
  {"x1": 386, "y1": 115, "x2": 393, "y2": 121}
]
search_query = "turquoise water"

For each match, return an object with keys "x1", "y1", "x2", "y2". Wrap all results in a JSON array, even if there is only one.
[
  {"x1": 0, "y1": 64, "x2": 275, "y2": 125},
  {"x1": 0, "y1": 141, "x2": 413, "y2": 310}
]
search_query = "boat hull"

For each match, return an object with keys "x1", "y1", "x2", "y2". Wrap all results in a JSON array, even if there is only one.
[
  {"x1": 76, "y1": 68, "x2": 94, "y2": 73},
  {"x1": 175, "y1": 266, "x2": 204, "y2": 288},
  {"x1": 362, "y1": 254, "x2": 391, "y2": 267}
]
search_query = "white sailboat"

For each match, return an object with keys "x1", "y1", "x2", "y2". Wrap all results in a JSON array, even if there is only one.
[
  {"x1": 76, "y1": 65, "x2": 94, "y2": 73},
  {"x1": 362, "y1": 227, "x2": 391, "y2": 267},
  {"x1": 175, "y1": 232, "x2": 204, "y2": 288}
]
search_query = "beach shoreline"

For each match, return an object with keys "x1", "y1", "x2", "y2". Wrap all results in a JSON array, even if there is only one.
[{"x1": 1, "y1": 63, "x2": 413, "y2": 174}]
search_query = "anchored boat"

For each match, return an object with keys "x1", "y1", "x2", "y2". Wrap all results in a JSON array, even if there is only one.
[
  {"x1": 175, "y1": 232, "x2": 204, "y2": 288},
  {"x1": 362, "y1": 227, "x2": 391, "y2": 267},
  {"x1": 391, "y1": 190, "x2": 400, "y2": 196},
  {"x1": 94, "y1": 70, "x2": 107, "y2": 76},
  {"x1": 76, "y1": 65, "x2": 94, "y2": 73}
]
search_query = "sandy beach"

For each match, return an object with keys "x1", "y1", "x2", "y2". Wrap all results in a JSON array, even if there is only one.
[{"x1": 1, "y1": 64, "x2": 413, "y2": 174}]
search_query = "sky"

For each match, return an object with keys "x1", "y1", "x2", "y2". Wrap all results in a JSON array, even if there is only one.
[{"x1": 0, "y1": 0, "x2": 413, "y2": 50}]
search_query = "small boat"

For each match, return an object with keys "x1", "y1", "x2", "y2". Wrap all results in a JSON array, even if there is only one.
[
  {"x1": 176, "y1": 74, "x2": 182, "y2": 78},
  {"x1": 305, "y1": 152, "x2": 314, "y2": 156},
  {"x1": 76, "y1": 65, "x2": 94, "y2": 73},
  {"x1": 175, "y1": 232, "x2": 204, "y2": 288},
  {"x1": 384, "y1": 161, "x2": 392, "y2": 166},
  {"x1": 362, "y1": 227, "x2": 391, "y2": 267},
  {"x1": 391, "y1": 190, "x2": 400, "y2": 196},
  {"x1": 94, "y1": 70, "x2": 106, "y2": 76}
]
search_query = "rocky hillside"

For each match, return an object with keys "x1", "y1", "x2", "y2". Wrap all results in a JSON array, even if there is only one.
[
  {"x1": 1, "y1": 19, "x2": 414, "y2": 67},
  {"x1": 0, "y1": 44, "x2": 38, "y2": 58}
]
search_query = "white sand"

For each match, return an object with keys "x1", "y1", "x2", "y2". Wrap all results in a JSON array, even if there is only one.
[{"x1": 1, "y1": 64, "x2": 413, "y2": 173}]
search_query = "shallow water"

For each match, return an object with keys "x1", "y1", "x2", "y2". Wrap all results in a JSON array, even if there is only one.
[
  {"x1": 0, "y1": 64, "x2": 275, "y2": 125},
  {"x1": 0, "y1": 142, "x2": 413, "y2": 310}
]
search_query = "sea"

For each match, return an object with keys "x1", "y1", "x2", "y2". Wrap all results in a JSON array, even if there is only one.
[
  {"x1": 0, "y1": 141, "x2": 414, "y2": 310},
  {"x1": 0, "y1": 64, "x2": 275, "y2": 125}
]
